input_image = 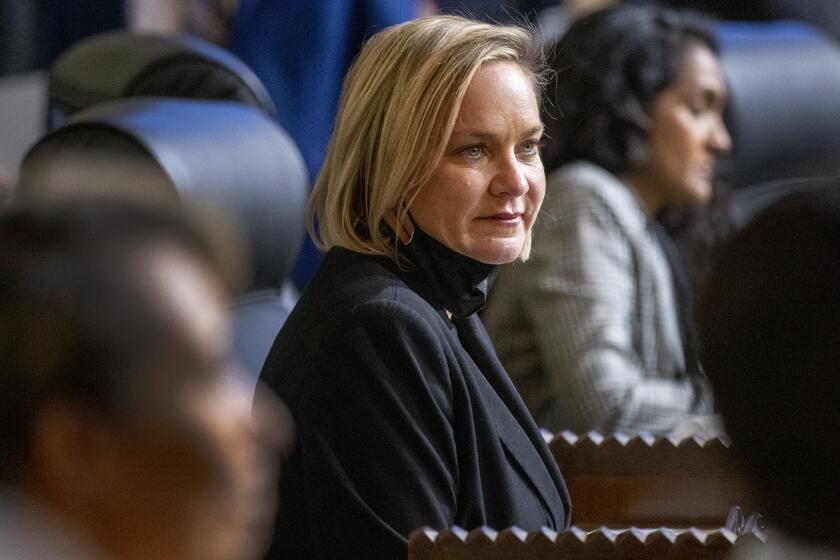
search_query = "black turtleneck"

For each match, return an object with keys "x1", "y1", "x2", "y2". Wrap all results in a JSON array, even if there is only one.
[{"x1": 399, "y1": 224, "x2": 499, "y2": 318}]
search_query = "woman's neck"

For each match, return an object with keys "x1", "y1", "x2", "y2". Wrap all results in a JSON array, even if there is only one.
[{"x1": 621, "y1": 171, "x2": 665, "y2": 215}]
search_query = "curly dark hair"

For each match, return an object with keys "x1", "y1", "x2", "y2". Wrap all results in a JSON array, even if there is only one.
[{"x1": 541, "y1": 3, "x2": 718, "y2": 175}]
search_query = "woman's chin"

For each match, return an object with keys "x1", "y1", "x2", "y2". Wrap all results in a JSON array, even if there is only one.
[
  {"x1": 466, "y1": 240, "x2": 524, "y2": 265},
  {"x1": 676, "y1": 179, "x2": 713, "y2": 206}
]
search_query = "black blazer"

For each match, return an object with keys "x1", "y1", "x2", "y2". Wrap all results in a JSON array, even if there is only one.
[{"x1": 260, "y1": 247, "x2": 570, "y2": 559}]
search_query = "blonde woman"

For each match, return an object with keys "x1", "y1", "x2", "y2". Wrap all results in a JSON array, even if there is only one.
[{"x1": 259, "y1": 15, "x2": 570, "y2": 559}]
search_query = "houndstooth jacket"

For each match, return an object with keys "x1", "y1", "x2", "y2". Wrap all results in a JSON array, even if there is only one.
[{"x1": 484, "y1": 161, "x2": 712, "y2": 435}]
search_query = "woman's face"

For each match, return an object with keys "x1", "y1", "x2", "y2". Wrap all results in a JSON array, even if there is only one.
[
  {"x1": 409, "y1": 61, "x2": 545, "y2": 265},
  {"x1": 632, "y1": 43, "x2": 731, "y2": 210}
]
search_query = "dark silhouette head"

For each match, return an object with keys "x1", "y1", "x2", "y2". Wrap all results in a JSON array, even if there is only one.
[{"x1": 698, "y1": 183, "x2": 840, "y2": 547}]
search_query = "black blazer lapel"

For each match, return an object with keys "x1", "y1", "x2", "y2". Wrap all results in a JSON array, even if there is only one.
[{"x1": 454, "y1": 315, "x2": 571, "y2": 527}]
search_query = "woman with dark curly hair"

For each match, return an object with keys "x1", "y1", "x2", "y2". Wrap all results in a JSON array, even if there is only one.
[{"x1": 485, "y1": 4, "x2": 731, "y2": 435}]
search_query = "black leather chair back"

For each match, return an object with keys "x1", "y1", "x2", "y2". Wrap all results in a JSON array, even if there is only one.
[
  {"x1": 730, "y1": 177, "x2": 839, "y2": 229},
  {"x1": 48, "y1": 31, "x2": 276, "y2": 128},
  {"x1": 717, "y1": 21, "x2": 840, "y2": 189},
  {"x1": 18, "y1": 99, "x2": 307, "y2": 384}
]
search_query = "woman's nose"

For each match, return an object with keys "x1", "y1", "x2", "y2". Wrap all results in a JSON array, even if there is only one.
[
  {"x1": 709, "y1": 117, "x2": 732, "y2": 154},
  {"x1": 489, "y1": 155, "x2": 529, "y2": 197}
]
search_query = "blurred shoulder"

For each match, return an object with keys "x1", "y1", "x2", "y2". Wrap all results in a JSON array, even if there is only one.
[
  {"x1": 284, "y1": 247, "x2": 444, "y2": 336},
  {"x1": 546, "y1": 161, "x2": 629, "y2": 207},
  {"x1": 261, "y1": 248, "x2": 450, "y2": 396},
  {"x1": 542, "y1": 161, "x2": 646, "y2": 230}
]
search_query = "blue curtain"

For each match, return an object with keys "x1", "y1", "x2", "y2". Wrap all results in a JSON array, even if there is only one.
[{"x1": 231, "y1": 0, "x2": 416, "y2": 288}]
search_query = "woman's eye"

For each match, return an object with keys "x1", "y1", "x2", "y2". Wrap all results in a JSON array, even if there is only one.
[
  {"x1": 462, "y1": 145, "x2": 483, "y2": 159},
  {"x1": 521, "y1": 139, "x2": 540, "y2": 155},
  {"x1": 687, "y1": 97, "x2": 709, "y2": 116}
]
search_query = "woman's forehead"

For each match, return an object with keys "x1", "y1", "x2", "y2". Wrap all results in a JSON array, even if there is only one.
[
  {"x1": 450, "y1": 61, "x2": 541, "y2": 137},
  {"x1": 672, "y1": 43, "x2": 727, "y2": 99}
]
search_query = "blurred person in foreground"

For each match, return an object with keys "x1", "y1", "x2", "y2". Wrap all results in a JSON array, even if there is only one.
[
  {"x1": 485, "y1": 4, "x2": 731, "y2": 436},
  {"x1": 0, "y1": 199, "x2": 292, "y2": 560},
  {"x1": 698, "y1": 185, "x2": 840, "y2": 560},
  {"x1": 260, "y1": 15, "x2": 570, "y2": 559}
]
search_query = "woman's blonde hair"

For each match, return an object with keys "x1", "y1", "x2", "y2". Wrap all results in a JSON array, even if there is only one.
[{"x1": 309, "y1": 15, "x2": 547, "y2": 262}]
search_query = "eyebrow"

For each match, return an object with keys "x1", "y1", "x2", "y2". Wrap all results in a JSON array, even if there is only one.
[{"x1": 451, "y1": 124, "x2": 545, "y2": 142}]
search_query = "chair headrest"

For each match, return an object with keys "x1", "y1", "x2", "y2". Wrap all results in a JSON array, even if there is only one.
[
  {"x1": 717, "y1": 21, "x2": 840, "y2": 188},
  {"x1": 730, "y1": 177, "x2": 839, "y2": 229},
  {"x1": 19, "y1": 99, "x2": 308, "y2": 292},
  {"x1": 49, "y1": 31, "x2": 276, "y2": 127}
]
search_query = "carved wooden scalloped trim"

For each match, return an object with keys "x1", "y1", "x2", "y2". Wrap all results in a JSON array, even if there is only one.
[
  {"x1": 547, "y1": 430, "x2": 731, "y2": 450},
  {"x1": 409, "y1": 525, "x2": 766, "y2": 559},
  {"x1": 548, "y1": 430, "x2": 740, "y2": 476}
]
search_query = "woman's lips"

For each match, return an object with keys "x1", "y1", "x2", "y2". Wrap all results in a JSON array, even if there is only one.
[{"x1": 478, "y1": 212, "x2": 523, "y2": 224}]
